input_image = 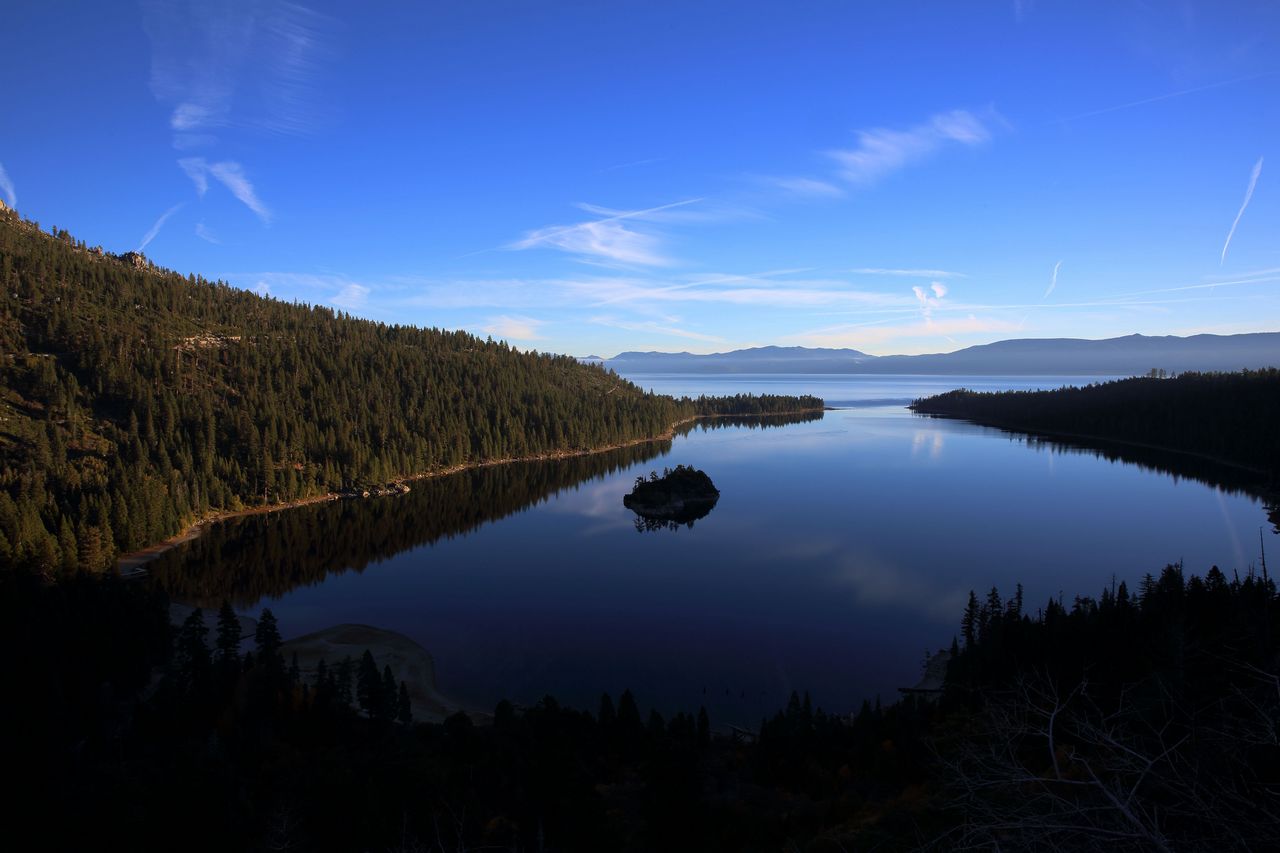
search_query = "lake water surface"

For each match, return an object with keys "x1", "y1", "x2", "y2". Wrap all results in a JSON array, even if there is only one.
[{"x1": 150, "y1": 374, "x2": 1279, "y2": 725}]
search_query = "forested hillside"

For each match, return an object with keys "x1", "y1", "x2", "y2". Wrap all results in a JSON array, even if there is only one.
[
  {"x1": 0, "y1": 208, "x2": 817, "y2": 573},
  {"x1": 910, "y1": 371, "x2": 1280, "y2": 478}
]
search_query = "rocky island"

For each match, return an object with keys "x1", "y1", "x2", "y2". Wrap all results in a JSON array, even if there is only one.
[{"x1": 623, "y1": 465, "x2": 720, "y2": 530}]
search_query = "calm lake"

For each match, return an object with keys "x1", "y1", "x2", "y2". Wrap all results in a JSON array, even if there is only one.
[{"x1": 149, "y1": 374, "x2": 1280, "y2": 725}]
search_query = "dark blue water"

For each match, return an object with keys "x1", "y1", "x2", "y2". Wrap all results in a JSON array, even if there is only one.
[{"x1": 152, "y1": 375, "x2": 1278, "y2": 725}]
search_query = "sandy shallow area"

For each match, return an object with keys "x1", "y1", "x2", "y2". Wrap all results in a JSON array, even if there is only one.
[
  {"x1": 167, "y1": 605, "x2": 466, "y2": 723},
  {"x1": 282, "y1": 623, "x2": 465, "y2": 722}
]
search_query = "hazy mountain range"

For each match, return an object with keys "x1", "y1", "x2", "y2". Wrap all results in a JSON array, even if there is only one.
[{"x1": 590, "y1": 333, "x2": 1280, "y2": 375}]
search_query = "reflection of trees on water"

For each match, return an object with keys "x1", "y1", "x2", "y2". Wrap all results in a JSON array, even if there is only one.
[
  {"x1": 632, "y1": 512, "x2": 713, "y2": 533},
  {"x1": 148, "y1": 413, "x2": 821, "y2": 605},
  {"x1": 148, "y1": 441, "x2": 671, "y2": 607},
  {"x1": 675, "y1": 411, "x2": 824, "y2": 436},
  {"x1": 996, "y1": 429, "x2": 1279, "y2": 531}
]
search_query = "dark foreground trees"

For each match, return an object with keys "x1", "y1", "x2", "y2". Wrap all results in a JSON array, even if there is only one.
[{"x1": 5, "y1": 559, "x2": 1276, "y2": 851}]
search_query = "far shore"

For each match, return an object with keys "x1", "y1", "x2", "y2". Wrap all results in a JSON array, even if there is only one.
[{"x1": 116, "y1": 407, "x2": 826, "y2": 574}]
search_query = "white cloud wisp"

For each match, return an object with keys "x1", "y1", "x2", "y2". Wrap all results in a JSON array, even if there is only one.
[
  {"x1": 178, "y1": 158, "x2": 271, "y2": 223},
  {"x1": 828, "y1": 110, "x2": 992, "y2": 185}
]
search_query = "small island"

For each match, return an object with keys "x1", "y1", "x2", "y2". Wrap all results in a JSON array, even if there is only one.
[{"x1": 624, "y1": 465, "x2": 720, "y2": 531}]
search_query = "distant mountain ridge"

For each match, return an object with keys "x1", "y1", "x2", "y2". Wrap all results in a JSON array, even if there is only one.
[{"x1": 597, "y1": 333, "x2": 1280, "y2": 375}]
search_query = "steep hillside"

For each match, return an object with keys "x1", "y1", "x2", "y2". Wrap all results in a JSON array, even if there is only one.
[{"x1": 0, "y1": 209, "x2": 700, "y2": 572}]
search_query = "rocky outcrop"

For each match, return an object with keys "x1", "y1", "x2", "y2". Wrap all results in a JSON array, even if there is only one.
[{"x1": 341, "y1": 482, "x2": 412, "y2": 499}]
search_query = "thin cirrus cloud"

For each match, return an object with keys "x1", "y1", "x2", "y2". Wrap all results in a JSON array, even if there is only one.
[
  {"x1": 850, "y1": 267, "x2": 967, "y2": 279},
  {"x1": 141, "y1": 0, "x2": 334, "y2": 142},
  {"x1": 331, "y1": 282, "x2": 371, "y2": 310},
  {"x1": 178, "y1": 158, "x2": 272, "y2": 224},
  {"x1": 137, "y1": 202, "x2": 186, "y2": 251},
  {"x1": 0, "y1": 161, "x2": 16, "y2": 207},
  {"x1": 789, "y1": 315, "x2": 1020, "y2": 351},
  {"x1": 480, "y1": 315, "x2": 545, "y2": 341},
  {"x1": 1220, "y1": 156, "x2": 1263, "y2": 265},
  {"x1": 509, "y1": 198, "x2": 702, "y2": 267},
  {"x1": 564, "y1": 275, "x2": 917, "y2": 310},
  {"x1": 827, "y1": 109, "x2": 992, "y2": 185},
  {"x1": 194, "y1": 222, "x2": 220, "y2": 243},
  {"x1": 764, "y1": 176, "x2": 846, "y2": 198},
  {"x1": 912, "y1": 281, "x2": 949, "y2": 317},
  {"x1": 590, "y1": 315, "x2": 727, "y2": 343}
]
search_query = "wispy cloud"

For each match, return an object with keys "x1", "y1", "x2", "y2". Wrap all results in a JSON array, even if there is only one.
[
  {"x1": 1044, "y1": 260, "x2": 1063, "y2": 298},
  {"x1": 851, "y1": 267, "x2": 967, "y2": 279},
  {"x1": 1221, "y1": 156, "x2": 1263, "y2": 265},
  {"x1": 0, "y1": 161, "x2": 15, "y2": 207},
  {"x1": 509, "y1": 198, "x2": 702, "y2": 266},
  {"x1": 828, "y1": 110, "x2": 992, "y2": 185},
  {"x1": 142, "y1": 0, "x2": 334, "y2": 141},
  {"x1": 912, "y1": 281, "x2": 949, "y2": 317},
  {"x1": 177, "y1": 158, "x2": 271, "y2": 223},
  {"x1": 178, "y1": 158, "x2": 209, "y2": 195},
  {"x1": 762, "y1": 176, "x2": 846, "y2": 198},
  {"x1": 137, "y1": 202, "x2": 185, "y2": 251},
  {"x1": 590, "y1": 315, "x2": 727, "y2": 343},
  {"x1": 481, "y1": 315, "x2": 545, "y2": 341},
  {"x1": 567, "y1": 275, "x2": 917, "y2": 310},
  {"x1": 1058, "y1": 72, "x2": 1277, "y2": 123},
  {"x1": 194, "y1": 222, "x2": 220, "y2": 243},
  {"x1": 601, "y1": 157, "x2": 665, "y2": 172},
  {"x1": 331, "y1": 282, "x2": 370, "y2": 309},
  {"x1": 790, "y1": 315, "x2": 1019, "y2": 352}
]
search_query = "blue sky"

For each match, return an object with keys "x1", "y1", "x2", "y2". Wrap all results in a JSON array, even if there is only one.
[{"x1": 2, "y1": 1, "x2": 1278, "y2": 356}]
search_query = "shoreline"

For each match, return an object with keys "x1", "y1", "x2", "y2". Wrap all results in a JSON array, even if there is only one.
[
  {"x1": 911, "y1": 410, "x2": 1271, "y2": 479},
  {"x1": 117, "y1": 407, "x2": 826, "y2": 574}
]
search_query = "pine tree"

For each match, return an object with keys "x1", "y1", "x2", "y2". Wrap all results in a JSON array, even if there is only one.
[
  {"x1": 961, "y1": 590, "x2": 980, "y2": 647},
  {"x1": 175, "y1": 608, "x2": 211, "y2": 687},
  {"x1": 254, "y1": 608, "x2": 282, "y2": 665},
  {"x1": 356, "y1": 650, "x2": 379, "y2": 717},
  {"x1": 215, "y1": 601, "x2": 241, "y2": 669},
  {"x1": 380, "y1": 665, "x2": 397, "y2": 721},
  {"x1": 598, "y1": 692, "x2": 616, "y2": 729},
  {"x1": 397, "y1": 680, "x2": 412, "y2": 724},
  {"x1": 616, "y1": 689, "x2": 642, "y2": 736}
]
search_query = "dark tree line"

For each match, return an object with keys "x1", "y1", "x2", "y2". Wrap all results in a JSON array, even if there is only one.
[
  {"x1": 4, "y1": 558, "x2": 1276, "y2": 851},
  {"x1": 911, "y1": 370, "x2": 1280, "y2": 479},
  {"x1": 934, "y1": 563, "x2": 1280, "y2": 851},
  {"x1": 0, "y1": 209, "x2": 821, "y2": 575}
]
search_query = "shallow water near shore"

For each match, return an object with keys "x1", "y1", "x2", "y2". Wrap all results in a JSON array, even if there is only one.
[{"x1": 148, "y1": 374, "x2": 1279, "y2": 725}]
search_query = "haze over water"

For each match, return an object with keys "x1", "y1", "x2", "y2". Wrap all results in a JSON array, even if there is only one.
[{"x1": 152, "y1": 375, "x2": 1279, "y2": 725}]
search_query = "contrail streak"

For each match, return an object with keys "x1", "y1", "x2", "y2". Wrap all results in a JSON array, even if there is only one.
[
  {"x1": 1044, "y1": 260, "x2": 1062, "y2": 299},
  {"x1": 138, "y1": 202, "x2": 185, "y2": 251},
  {"x1": 1221, "y1": 157, "x2": 1263, "y2": 265},
  {"x1": 1058, "y1": 71, "x2": 1277, "y2": 123}
]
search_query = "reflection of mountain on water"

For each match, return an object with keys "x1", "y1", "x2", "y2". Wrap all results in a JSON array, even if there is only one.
[
  {"x1": 148, "y1": 413, "x2": 819, "y2": 606},
  {"x1": 975, "y1": 424, "x2": 1280, "y2": 531}
]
